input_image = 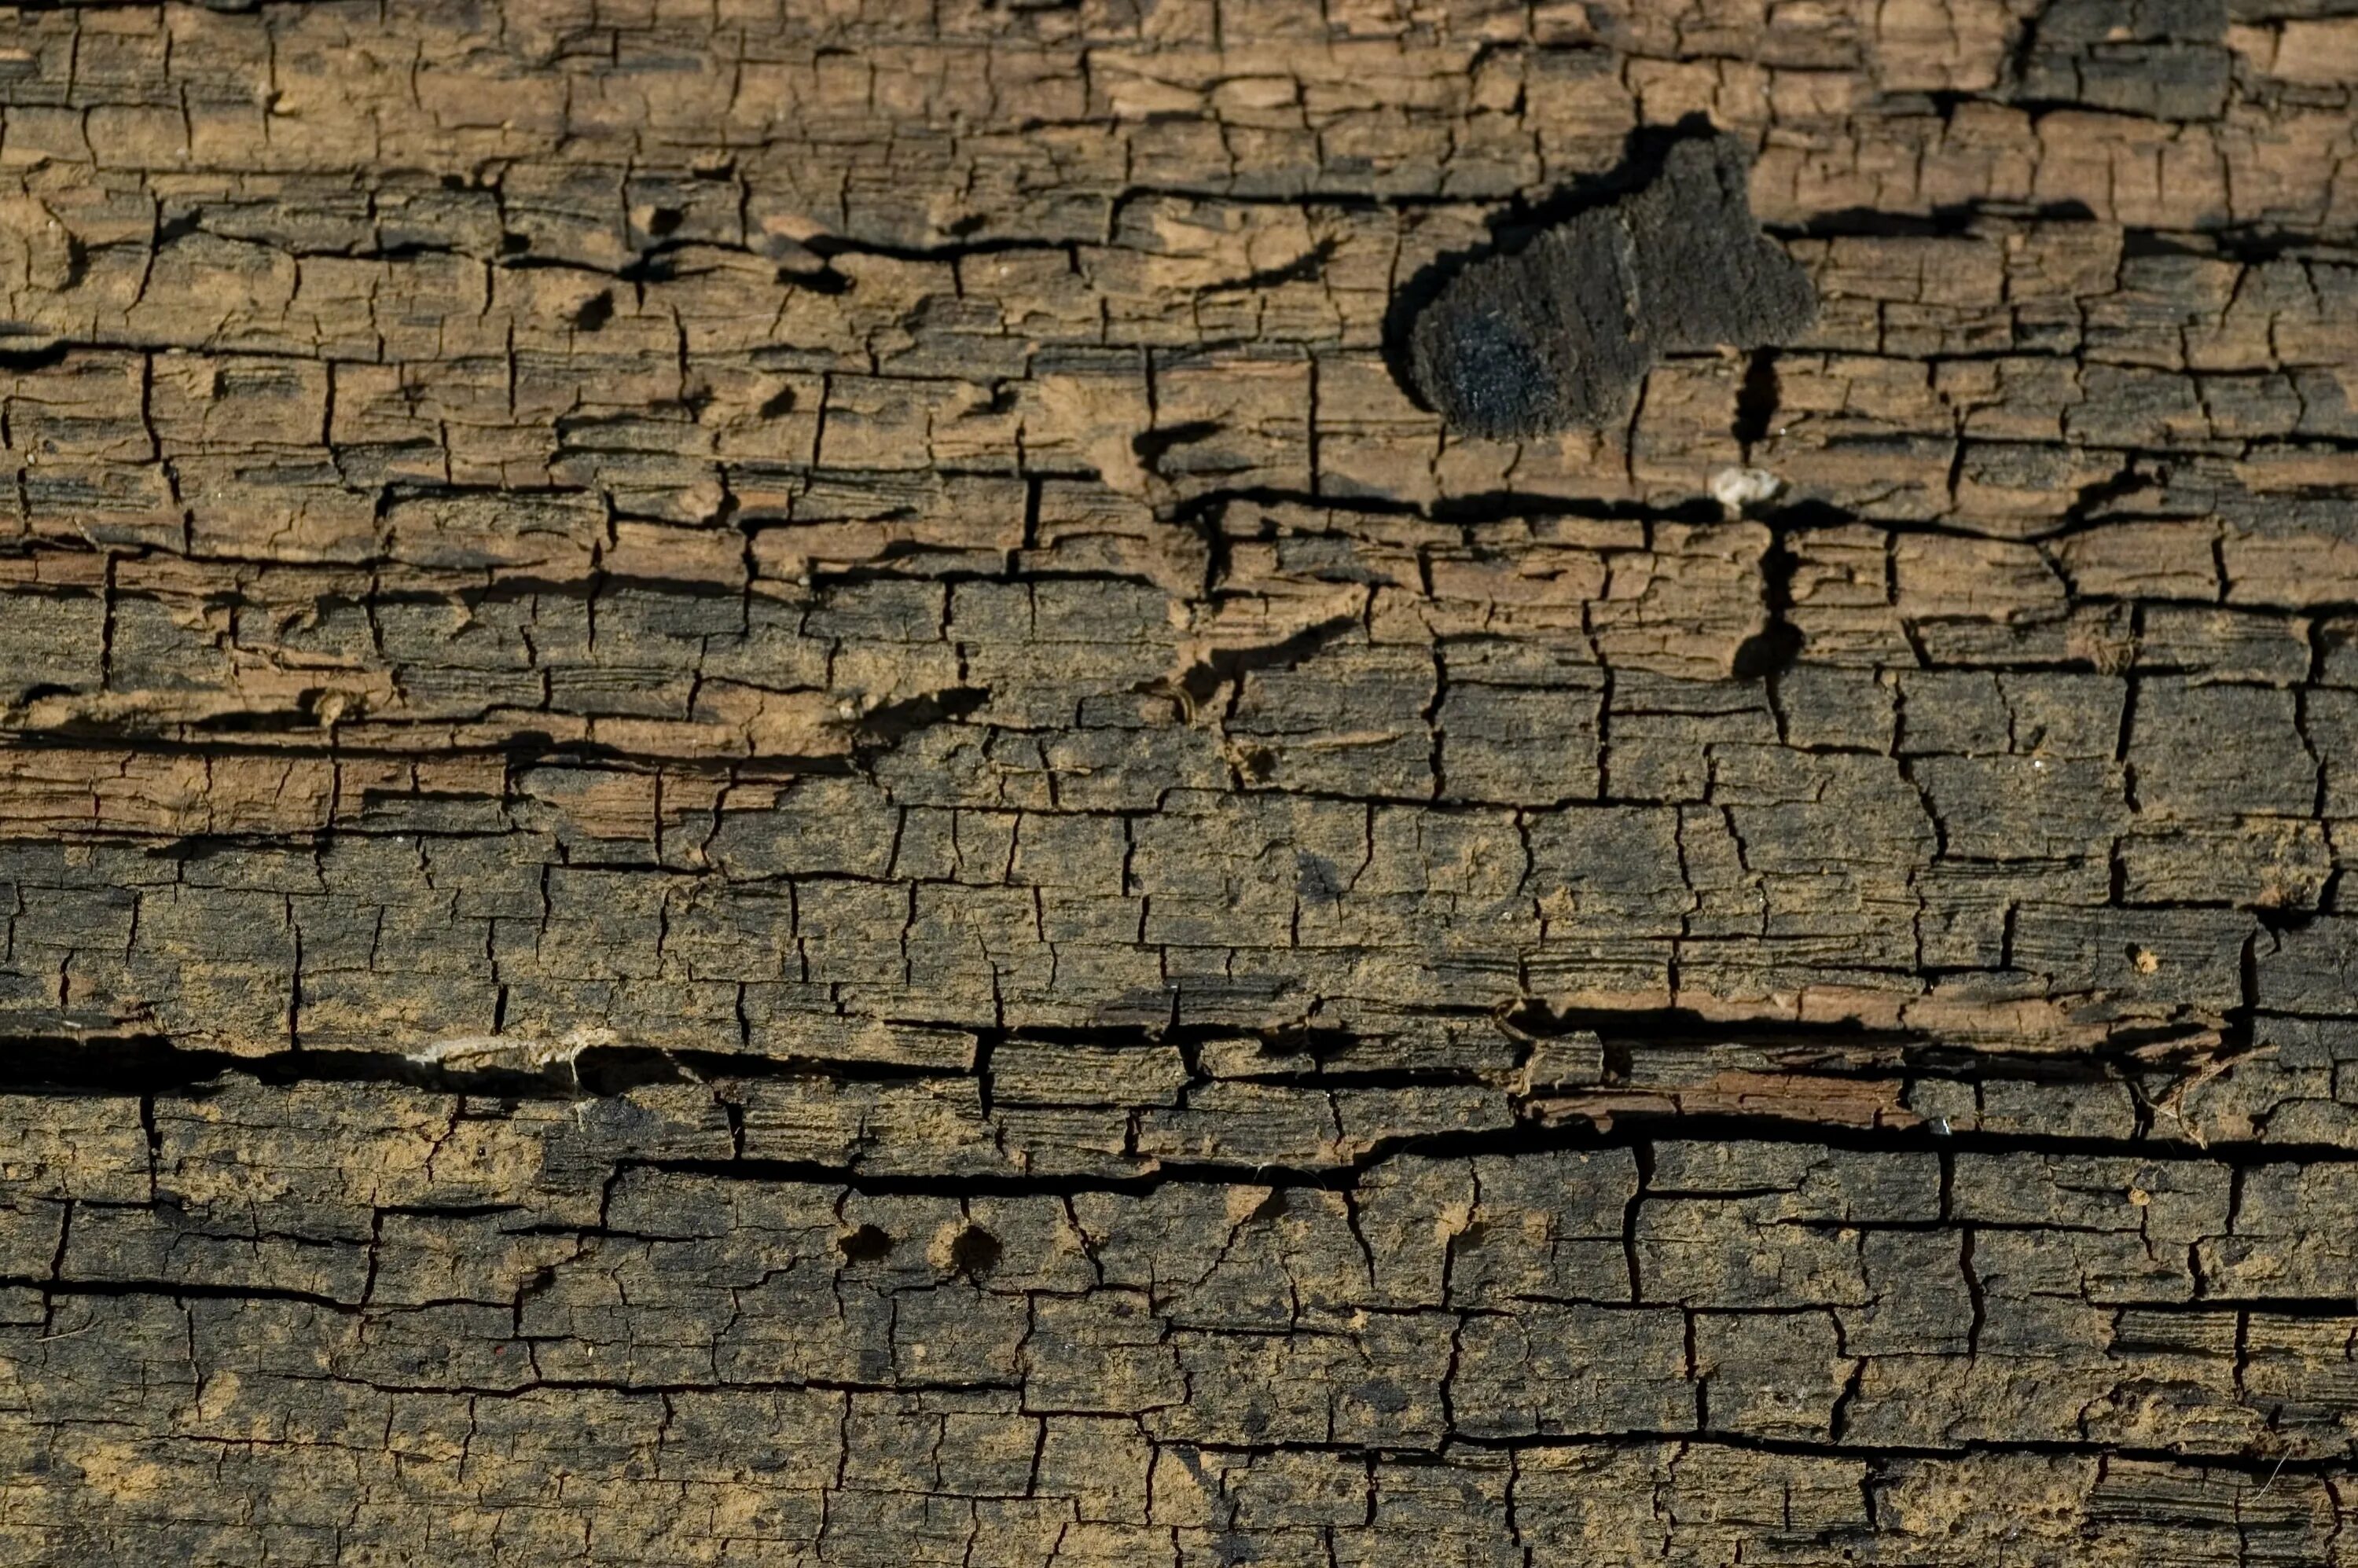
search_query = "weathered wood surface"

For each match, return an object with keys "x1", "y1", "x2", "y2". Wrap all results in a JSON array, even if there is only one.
[{"x1": 4, "y1": 0, "x2": 2358, "y2": 1561}]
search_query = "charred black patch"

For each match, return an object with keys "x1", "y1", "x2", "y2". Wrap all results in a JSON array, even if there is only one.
[{"x1": 1397, "y1": 130, "x2": 1816, "y2": 439}]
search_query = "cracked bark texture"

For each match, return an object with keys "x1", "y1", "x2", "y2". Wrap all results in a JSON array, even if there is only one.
[{"x1": 2, "y1": 0, "x2": 2358, "y2": 1562}]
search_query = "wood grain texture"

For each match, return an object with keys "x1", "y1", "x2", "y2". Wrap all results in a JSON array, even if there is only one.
[{"x1": 2, "y1": 0, "x2": 2358, "y2": 1561}]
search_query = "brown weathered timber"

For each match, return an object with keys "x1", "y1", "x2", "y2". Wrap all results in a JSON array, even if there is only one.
[{"x1": 2, "y1": 0, "x2": 2358, "y2": 1562}]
